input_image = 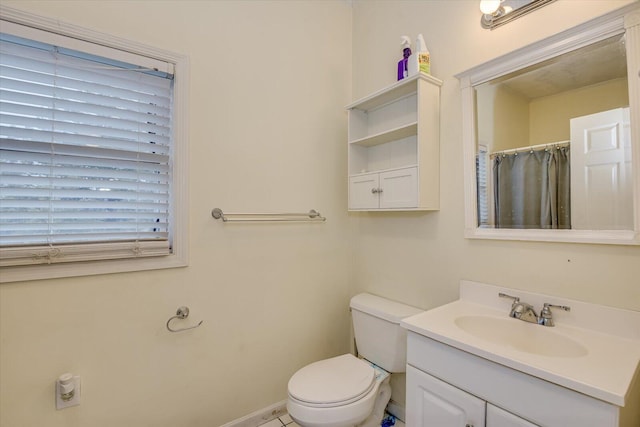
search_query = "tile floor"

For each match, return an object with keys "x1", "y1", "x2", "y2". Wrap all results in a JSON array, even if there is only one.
[
  {"x1": 258, "y1": 413, "x2": 405, "y2": 427},
  {"x1": 260, "y1": 414, "x2": 298, "y2": 427}
]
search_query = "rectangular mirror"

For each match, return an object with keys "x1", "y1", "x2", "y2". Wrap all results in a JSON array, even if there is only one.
[{"x1": 458, "y1": 4, "x2": 640, "y2": 245}]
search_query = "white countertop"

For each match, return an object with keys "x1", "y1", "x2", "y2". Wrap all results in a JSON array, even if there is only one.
[{"x1": 401, "y1": 281, "x2": 640, "y2": 407}]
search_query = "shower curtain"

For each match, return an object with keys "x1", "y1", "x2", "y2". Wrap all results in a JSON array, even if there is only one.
[{"x1": 493, "y1": 146, "x2": 571, "y2": 229}]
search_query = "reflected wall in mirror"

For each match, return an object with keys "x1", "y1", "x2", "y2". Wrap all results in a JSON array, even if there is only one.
[{"x1": 458, "y1": 3, "x2": 640, "y2": 245}]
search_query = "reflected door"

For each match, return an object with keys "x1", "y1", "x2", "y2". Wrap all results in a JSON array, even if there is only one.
[{"x1": 570, "y1": 108, "x2": 632, "y2": 230}]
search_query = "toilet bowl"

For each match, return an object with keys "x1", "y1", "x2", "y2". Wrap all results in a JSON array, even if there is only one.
[
  {"x1": 286, "y1": 294, "x2": 423, "y2": 427},
  {"x1": 287, "y1": 354, "x2": 391, "y2": 427}
]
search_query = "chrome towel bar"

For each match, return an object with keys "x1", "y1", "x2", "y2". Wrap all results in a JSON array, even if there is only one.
[{"x1": 211, "y1": 208, "x2": 326, "y2": 223}]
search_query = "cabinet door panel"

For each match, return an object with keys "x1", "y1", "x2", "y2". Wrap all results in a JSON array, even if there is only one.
[
  {"x1": 349, "y1": 174, "x2": 379, "y2": 209},
  {"x1": 487, "y1": 404, "x2": 539, "y2": 427},
  {"x1": 407, "y1": 365, "x2": 485, "y2": 427},
  {"x1": 379, "y1": 167, "x2": 418, "y2": 208}
]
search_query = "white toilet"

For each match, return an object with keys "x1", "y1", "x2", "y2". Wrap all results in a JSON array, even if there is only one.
[{"x1": 287, "y1": 293, "x2": 423, "y2": 427}]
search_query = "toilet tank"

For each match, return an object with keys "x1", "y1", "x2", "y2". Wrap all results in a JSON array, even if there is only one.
[{"x1": 350, "y1": 293, "x2": 423, "y2": 373}]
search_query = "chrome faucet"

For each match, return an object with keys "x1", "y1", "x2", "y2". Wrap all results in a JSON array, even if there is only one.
[
  {"x1": 538, "y1": 303, "x2": 571, "y2": 327},
  {"x1": 498, "y1": 293, "x2": 570, "y2": 327},
  {"x1": 499, "y1": 293, "x2": 538, "y2": 323}
]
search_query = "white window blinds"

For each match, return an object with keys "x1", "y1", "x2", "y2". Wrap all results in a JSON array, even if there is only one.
[
  {"x1": 0, "y1": 33, "x2": 174, "y2": 267},
  {"x1": 476, "y1": 145, "x2": 490, "y2": 227}
]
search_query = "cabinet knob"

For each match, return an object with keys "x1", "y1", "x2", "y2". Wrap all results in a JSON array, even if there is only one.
[
  {"x1": 371, "y1": 188, "x2": 379, "y2": 194},
  {"x1": 465, "y1": 425, "x2": 474, "y2": 427}
]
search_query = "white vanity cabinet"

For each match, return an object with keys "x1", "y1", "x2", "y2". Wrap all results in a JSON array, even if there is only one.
[
  {"x1": 347, "y1": 73, "x2": 442, "y2": 211},
  {"x1": 486, "y1": 405, "x2": 539, "y2": 427},
  {"x1": 406, "y1": 364, "x2": 537, "y2": 427},
  {"x1": 406, "y1": 365, "x2": 485, "y2": 426},
  {"x1": 405, "y1": 331, "x2": 631, "y2": 427}
]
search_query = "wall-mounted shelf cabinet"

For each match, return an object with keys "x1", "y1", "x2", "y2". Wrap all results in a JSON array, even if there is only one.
[{"x1": 347, "y1": 72, "x2": 442, "y2": 211}]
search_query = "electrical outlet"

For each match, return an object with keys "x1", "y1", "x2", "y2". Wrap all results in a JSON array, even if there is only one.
[{"x1": 56, "y1": 375, "x2": 81, "y2": 410}]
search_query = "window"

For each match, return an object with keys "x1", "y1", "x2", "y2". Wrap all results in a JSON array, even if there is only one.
[
  {"x1": 476, "y1": 144, "x2": 490, "y2": 228},
  {"x1": 0, "y1": 10, "x2": 188, "y2": 282}
]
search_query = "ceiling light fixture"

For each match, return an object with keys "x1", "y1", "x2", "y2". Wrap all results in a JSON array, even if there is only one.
[
  {"x1": 480, "y1": 0, "x2": 506, "y2": 28},
  {"x1": 480, "y1": 0, "x2": 556, "y2": 30},
  {"x1": 480, "y1": 0, "x2": 501, "y2": 15}
]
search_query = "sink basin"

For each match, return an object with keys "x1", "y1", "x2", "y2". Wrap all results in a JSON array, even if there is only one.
[{"x1": 455, "y1": 315, "x2": 588, "y2": 358}]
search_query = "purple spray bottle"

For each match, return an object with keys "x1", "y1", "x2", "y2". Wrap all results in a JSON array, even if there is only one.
[{"x1": 398, "y1": 36, "x2": 411, "y2": 81}]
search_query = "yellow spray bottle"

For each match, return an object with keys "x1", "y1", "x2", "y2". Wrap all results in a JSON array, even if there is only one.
[{"x1": 407, "y1": 33, "x2": 430, "y2": 76}]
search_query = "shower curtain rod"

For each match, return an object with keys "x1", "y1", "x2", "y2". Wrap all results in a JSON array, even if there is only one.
[{"x1": 490, "y1": 140, "x2": 570, "y2": 157}]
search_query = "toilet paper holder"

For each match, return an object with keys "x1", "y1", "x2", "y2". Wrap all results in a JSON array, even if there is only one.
[{"x1": 166, "y1": 306, "x2": 203, "y2": 333}]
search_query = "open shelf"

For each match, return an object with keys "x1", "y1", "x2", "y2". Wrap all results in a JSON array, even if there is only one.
[{"x1": 349, "y1": 122, "x2": 418, "y2": 147}]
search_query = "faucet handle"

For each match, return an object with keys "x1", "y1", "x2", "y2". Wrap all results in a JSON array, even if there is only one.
[
  {"x1": 538, "y1": 303, "x2": 571, "y2": 327},
  {"x1": 542, "y1": 303, "x2": 571, "y2": 313},
  {"x1": 498, "y1": 292, "x2": 520, "y2": 304}
]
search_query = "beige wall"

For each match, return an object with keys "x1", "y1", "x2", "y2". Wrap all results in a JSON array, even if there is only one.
[
  {"x1": 478, "y1": 76, "x2": 628, "y2": 152},
  {"x1": 0, "y1": 2, "x2": 352, "y2": 427},
  {"x1": 530, "y1": 77, "x2": 630, "y2": 145},
  {"x1": 487, "y1": 83, "x2": 531, "y2": 151},
  {"x1": 476, "y1": 84, "x2": 496, "y2": 148},
  {"x1": 2, "y1": 1, "x2": 640, "y2": 426},
  {"x1": 350, "y1": 0, "x2": 640, "y2": 310}
]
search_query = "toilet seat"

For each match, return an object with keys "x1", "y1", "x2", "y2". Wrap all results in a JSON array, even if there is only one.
[{"x1": 288, "y1": 354, "x2": 375, "y2": 408}]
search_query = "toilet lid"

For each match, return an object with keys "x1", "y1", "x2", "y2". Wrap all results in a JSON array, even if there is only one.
[{"x1": 288, "y1": 354, "x2": 375, "y2": 407}]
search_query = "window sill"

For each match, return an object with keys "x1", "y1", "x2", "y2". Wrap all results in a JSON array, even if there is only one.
[{"x1": 0, "y1": 251, "x2": 188, "y2": 283}]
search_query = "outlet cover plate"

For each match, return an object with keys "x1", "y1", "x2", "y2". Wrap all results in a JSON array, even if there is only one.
[{"x1": 56, "y1": 376, "x2": 81, "y2": 410}]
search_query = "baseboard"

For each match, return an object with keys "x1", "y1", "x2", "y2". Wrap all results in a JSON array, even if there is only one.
[
  {"x1": 386, "y1": 400, "x2": 405, "y2": 422},
  {"x1": 219, "y1": 400, "x2": 287, "y2": 427}
]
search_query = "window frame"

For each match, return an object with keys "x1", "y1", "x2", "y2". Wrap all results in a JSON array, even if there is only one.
[{"x1": 0, "y1": 6, "x2": 189, "y2": 283}]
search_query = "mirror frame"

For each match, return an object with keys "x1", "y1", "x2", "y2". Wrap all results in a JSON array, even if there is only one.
[{"x1": 458, "y1": 3, "x2": 640, "y2": 245}]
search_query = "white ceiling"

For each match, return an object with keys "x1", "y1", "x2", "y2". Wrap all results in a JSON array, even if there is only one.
[{"x1": 495, "y1": 35, "x2": 627, "y2": 99}]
